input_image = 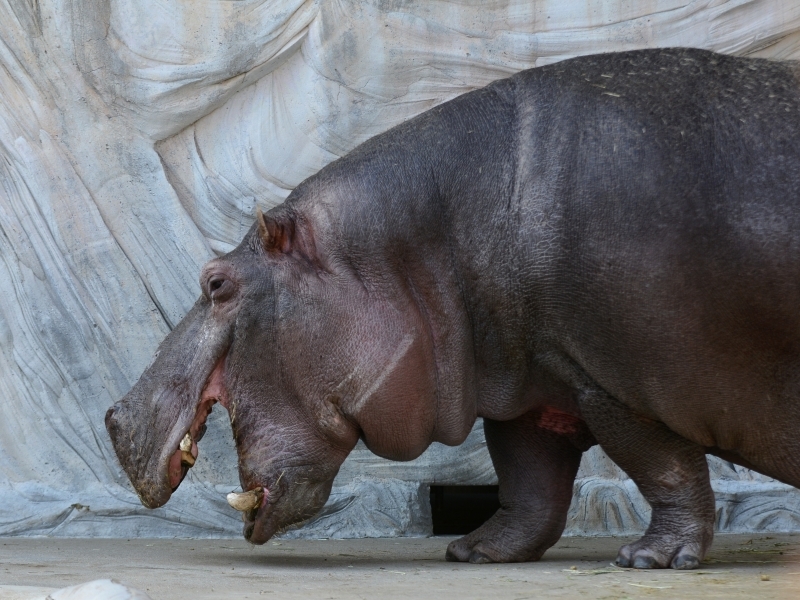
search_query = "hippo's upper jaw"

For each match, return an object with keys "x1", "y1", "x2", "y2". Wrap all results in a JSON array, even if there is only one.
[{"x1": 105, "y1": 299, "x2": 233, "y2": 509}]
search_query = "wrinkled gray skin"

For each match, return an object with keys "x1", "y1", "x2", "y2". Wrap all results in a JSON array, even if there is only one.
[{"x1": 107, "y1": 48, "x2": 800, "y2": 569}]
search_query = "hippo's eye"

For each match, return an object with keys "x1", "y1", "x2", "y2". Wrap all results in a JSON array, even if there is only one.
[{"x1": 206, "y1": 274, "x2": 235, "y2": 303}]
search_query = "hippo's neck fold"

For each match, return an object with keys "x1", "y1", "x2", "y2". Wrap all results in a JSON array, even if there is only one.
[{"x1": 287, "y1": 77, "x2": 527, "y2": 445}]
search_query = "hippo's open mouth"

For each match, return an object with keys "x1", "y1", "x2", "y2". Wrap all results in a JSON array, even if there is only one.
[
  {"x1": 168, "y1": 353, "x2": 275, "y2": 539},
  {"x1": 167, "y1": 355, "x2": 231, "y2": 490}
]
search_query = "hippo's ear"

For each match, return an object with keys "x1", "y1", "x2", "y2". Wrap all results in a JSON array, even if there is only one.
[
  {"x1": 257, "y1": 208, "x2": 295, "y2": 254},
  {"x1": 256, "y1": 208, "x2": 320, "y2": 268}
]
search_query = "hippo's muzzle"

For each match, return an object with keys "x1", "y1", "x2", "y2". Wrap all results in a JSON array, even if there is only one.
[{"x1": 105, "y1": 294, "x2": 234, "y2": 508}]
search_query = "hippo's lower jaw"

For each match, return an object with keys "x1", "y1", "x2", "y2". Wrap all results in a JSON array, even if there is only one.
[
  {"x1": 231, "y1": 469, "x2": 296, "y2": 544},
  {"x1": 167, "y1": 356, "x2": 230, "y2": 491},
  {"x1": 236, "y1": 468, "x2": 336, "y2": 544}
]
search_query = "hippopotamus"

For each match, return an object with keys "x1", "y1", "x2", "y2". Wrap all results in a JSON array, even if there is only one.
[{"x1": 106, "y1": 47, "x2": 800, "y2": 569}]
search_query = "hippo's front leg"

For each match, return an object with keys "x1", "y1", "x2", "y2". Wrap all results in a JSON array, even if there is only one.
[
  {"x1": 578, "y1": 389, "x2": 715, "y2": 569},
  {"x1": 446, "y1": 410, "x2": 588, "y2": 563}
]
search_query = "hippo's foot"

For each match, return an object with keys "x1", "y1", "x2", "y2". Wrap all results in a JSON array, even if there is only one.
[
  {"x1": 445, "y1": 412, "x2": 587, "y2": 564},
  {"x1": 445, "y1": 509, "x2": 560, "y2": 564},
  {"x1": 615, "y1": 531, "x2": 705, "y2": 569},
  {"x1": 578, "y1": 389, "x2": 716, "y2": 570}
]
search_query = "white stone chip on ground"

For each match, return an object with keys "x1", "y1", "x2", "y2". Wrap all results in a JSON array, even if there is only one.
[
  {"x1": 47, "y1": 580, "x2": 151, "y2": 600},
  {"x1": 0, "y1": 580, "x2": 153, "y2": 600}
]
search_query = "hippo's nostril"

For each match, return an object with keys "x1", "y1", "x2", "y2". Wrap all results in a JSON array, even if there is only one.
[{"x1": 105, "y1": 406, "x2": 116, "y2": 430}]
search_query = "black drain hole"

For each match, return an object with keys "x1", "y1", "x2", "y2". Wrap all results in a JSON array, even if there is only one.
[{"x1": 430, "y1": 485, "x2": 500, "y2": 535}]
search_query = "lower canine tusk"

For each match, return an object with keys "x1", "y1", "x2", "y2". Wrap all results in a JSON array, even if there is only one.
[{"x1": 227, "y1": 487, "x2": 264, "y2": 512}]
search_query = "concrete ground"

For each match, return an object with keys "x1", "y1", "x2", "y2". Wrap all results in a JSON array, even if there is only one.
[{"x1": 0, "y1": 534, "x2": 799, "y2": 599}]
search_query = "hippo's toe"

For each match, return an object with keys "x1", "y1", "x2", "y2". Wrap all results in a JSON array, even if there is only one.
[
  {"x1": 616, "y1": 535, "x2": 705, "y2": 570},
  {"x1": 467, "y1": 549, "x2": 495, "y2": 564},
  {"x1": 671, "y1": 551, "x2": 702, "y2": 570},
  {"x1": 445, "y1": 538, "x2": 472, "y2": 562}
]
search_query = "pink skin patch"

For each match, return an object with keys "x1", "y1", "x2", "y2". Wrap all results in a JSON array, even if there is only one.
[
  {"x1": 168, "y1": 439, "x2": 197, "y2": 489},
  {"x1": 535, "y1": 406, "x2": 584, "y2": 436},
  {"x1": 202, "y1": 357, "x2": 231, "y2": 410},
  {"x1": 252, "y1": 487, "x2": 270, "y2": 510}
]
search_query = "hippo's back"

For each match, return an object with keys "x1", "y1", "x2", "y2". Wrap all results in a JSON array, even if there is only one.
[
  {"x1": 511, "y1": 48, "x2": 800, "y2": 234},
  {"x1": 506, "y1": 49, "x2": 800, "y2": 470}
]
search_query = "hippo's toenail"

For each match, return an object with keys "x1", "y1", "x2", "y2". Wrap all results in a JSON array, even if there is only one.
[
  {"x1": 468, "y1": 550, "x2": 493, "y2": 564},
  {"x1": 671, "y1": 554, "x2": 700, "y2": 570},
  {"x1": 632, "y1": 555, "x2": 658, "y2": 569}
]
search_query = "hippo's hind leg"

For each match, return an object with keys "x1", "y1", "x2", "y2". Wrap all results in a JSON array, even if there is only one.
[
  {"x1": 445, "y1": 409, "x2": 588, "y2": 563},
  {"x1": 578, "y1": 389, "x2": 715, "y2": 570}
]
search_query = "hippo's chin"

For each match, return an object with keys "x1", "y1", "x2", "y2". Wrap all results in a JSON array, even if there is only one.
[
  {"x1": 243, "y1": 505, "x2": 279, "y2": 544},
  {"x1": 240, "y1": 481, "x2": 291, "y2": 544},
  {"x1": 240, "y1": 475, "x2": 334, "y2": 544}
]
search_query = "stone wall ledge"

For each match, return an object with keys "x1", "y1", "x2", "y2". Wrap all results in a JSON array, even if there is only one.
[{"x1": 2, "y1": 477, "x2": 799, "y2": 540}]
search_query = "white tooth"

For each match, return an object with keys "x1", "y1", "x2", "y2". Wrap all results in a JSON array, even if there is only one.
[
  {"x1": 226, "y1": 488, "x2": 263, "y2": 512},
  {"x1": 179, "y1": 432, "x2": 192, "y2": 452},
  {"x1": 180, "y1": 451, "x2": 196, "y2": 467}
]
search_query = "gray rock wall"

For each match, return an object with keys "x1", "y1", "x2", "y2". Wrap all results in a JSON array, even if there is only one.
[{"x1": 2, "y1": 0, "x2": 800, "y2": 538}]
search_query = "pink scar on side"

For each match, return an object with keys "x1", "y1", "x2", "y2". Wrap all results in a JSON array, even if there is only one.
[{"x1": 536, "y1": 406, "x2": 585, "y2": 436}]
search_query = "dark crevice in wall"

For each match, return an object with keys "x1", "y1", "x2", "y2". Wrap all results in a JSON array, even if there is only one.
[{"x1": 430, "y1": 485, "x2": 500, "y2": 535}]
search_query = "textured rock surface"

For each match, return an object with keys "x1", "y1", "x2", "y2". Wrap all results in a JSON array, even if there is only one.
[{"x1": 2, "y1": 0, "x2": 800, "y2": 538}]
